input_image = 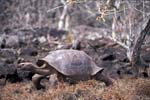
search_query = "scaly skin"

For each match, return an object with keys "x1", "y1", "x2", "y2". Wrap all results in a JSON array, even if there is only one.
[
  {"x1": 32, "y1": 74, "x2": 46, "y2": 90},
  {"x1": 18, "y1": 62, "x2": 60, "y2": 89},
  {"x1": 93, "y1": 72, "x2": 113, "y2": 86}
]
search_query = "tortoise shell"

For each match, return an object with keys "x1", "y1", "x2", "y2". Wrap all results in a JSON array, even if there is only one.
[{"x1": 40, "y1": 50, "x2": 103, "y2": 76}]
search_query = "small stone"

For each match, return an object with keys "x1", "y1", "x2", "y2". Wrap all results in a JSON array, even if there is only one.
[
  {"x1": 38, "y1": 36, "x2": 47, "y2": 43},
  {"x1": 5, "y1": 35, "x2": 19, "y2": 48}
]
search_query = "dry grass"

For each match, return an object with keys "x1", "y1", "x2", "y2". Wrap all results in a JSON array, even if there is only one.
[
  {"x1": 102, "y1": 78, "x2": 150, "y2": 100},
  {"x1": 1, "y1": 78, "x2": 150, "y2": 100}
]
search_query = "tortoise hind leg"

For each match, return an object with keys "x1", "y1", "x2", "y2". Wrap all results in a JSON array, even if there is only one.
[
  {"x1": 93, "y1": 72, "x2": 113, "y2": 86},
  {"x1": 32, "y1": 74, "x2": 45, "y2": 90}
]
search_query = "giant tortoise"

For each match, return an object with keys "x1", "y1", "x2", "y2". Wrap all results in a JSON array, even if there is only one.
[{"x1": 18, "y1": 49, "x2": 113, "y2": 89}]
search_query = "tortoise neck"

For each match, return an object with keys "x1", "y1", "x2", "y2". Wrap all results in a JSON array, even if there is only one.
[
  {"x1": 33, "y1": 68, "x2": 51, "y2": 75},
  {"x1": 32, "y1": 63, "x2": 57, "y2": 75}
]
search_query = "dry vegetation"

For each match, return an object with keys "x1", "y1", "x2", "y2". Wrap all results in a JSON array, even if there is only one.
[{"x1": 1, "y1": 78, "x2": 150, "y2": 100}]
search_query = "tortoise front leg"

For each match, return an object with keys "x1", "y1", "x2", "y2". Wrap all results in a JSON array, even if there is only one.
[
  {"x1": 93, "y1": 72, "x2": 113, "y2": 86},
  {"x1": 49, "y1": 74, "x2": 59, "y2": 87},
  {"x1": 32, "y1": 74, "x2": 45, "y2": 90}
]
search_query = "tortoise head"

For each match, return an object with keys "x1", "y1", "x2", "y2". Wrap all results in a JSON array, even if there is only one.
[
  {"x1": 18, "y1": 60, "x2": 48, "y2": 70},
  {"x1": 18, "y1": 62, "x2": 37, "y2": 71},
  {"x1": 18, "y1": 62, "x2": 53, "y2": 75}
]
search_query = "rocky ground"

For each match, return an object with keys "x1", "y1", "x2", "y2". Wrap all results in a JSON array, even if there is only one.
[{"x1": 0, "y1": 27, "x2": 150, "y2": 100}]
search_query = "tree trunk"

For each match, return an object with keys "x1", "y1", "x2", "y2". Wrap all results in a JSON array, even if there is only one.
[{"x1": 130, "y1": 19, "x2": 150, "y2": 77}]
